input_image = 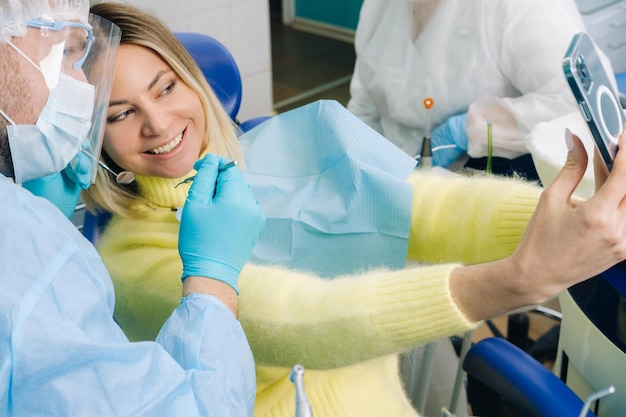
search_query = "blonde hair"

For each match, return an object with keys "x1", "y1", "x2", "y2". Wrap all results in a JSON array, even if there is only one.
[{"x1": 84, "y1": 2, "x2": 243, "y2": 218}]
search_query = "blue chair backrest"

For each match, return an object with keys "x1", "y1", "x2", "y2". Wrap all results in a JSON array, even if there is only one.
[{"x1": 175, "y1": 32, "x2": 243, "y2": 122}]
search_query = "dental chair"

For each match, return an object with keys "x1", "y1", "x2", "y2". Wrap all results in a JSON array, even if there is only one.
[
  {"x1": 463, "y1": 337, "x2": 597, "y2": 417},
  {"x1": 552, "y1": 262, "x2": 626, "y2": 417},
  {"x1": 175, "y1": 32, "x2": 242, "y2": 122},
  {"x1": 174, "y1": 32, "x2": 271, "y2": 132}
]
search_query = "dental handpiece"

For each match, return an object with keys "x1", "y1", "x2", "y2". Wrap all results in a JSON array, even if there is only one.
[
  {"x1": 290, "y1": 364, "x2": 313, "y2": 417},
  {"x1": 174, "y1": 160, "x2": 238, "y2": 188}
]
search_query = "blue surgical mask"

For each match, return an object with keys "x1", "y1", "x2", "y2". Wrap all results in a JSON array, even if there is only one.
[{"x1": 6, "y1": 73, "x2": 95, "y2": 184}]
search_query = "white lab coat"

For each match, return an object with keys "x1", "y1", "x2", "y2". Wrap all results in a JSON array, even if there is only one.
[{"x1": 348, "y1": 0, "x2": 586, "y2": 159}]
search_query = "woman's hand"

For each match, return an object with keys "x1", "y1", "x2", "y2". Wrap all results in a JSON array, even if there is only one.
[
  {"x1": 511, "y1": 128, "x2": 626, "y2": 300},
  {"x1": 594, "y1": 131, "x2": 616, "y2": 193},
  {"x1": 450, "y1": 129, "x2": 626, "y2": 322}
]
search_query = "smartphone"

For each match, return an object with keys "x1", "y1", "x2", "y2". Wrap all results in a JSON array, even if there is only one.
[{"x1": 563, "y1": 32, "x2": 624, "y2": 171}]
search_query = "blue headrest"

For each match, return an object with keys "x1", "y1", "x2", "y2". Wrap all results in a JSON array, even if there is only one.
[{"x1": 175, "y1": 32, "x2": 242, "y2": 121}]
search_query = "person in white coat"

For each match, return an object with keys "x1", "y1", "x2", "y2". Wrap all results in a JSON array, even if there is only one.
[{"x1": 348, "y1": 0, "x2": 588, "y2": 176}]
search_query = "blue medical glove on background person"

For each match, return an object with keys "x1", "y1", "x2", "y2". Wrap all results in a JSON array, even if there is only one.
[
  {"x1": 431, "y1": 112, "x2": 469, "y2": 168},
  {"x1": 178, "y1": 154, "x2": 266, "y2": 293}
]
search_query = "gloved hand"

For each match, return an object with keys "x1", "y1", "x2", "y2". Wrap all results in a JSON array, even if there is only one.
[
  {"x1": 22, "y1": 148, "x2": 94, "y2": 219},
  {"x1": 22, "y1": 168, "x2": 82, "y2": 219},
  {"x1": 65, "y1": 145, "x2": 95, "y2": 190},
  {"x1": 430, "y1": 112, "x2": 469, "y2": 168},
  {"x1": 178, "y1": 154, "x2": 266, "y2": 293}
]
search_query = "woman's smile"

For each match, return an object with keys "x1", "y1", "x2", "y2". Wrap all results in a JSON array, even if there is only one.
[{"x1": 147, "y1": 130, "x2": 184, "y2": 155}]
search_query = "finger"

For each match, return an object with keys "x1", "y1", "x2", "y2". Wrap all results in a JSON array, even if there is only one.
[
  {"x1": 188, "y1": 154, "x2": 219, "y2": 203},
  {"x1": 214, "y1": 164, "x2": 249, "y2": 203},
  {"x1": 594, "y1": 145, "x2": 609, "y2": 193},
  {"x1": 216, "y1": 157, "x2": 237, "y2": 171},
  {"x1": 595, "y1": 131, "x2": 626, "y2": 205},
  {"x1": 547, "y1": 129, "x2": 588, "y2": 203}
]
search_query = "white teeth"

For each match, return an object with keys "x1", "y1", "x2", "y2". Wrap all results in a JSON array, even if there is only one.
[{"x1": 150, "y1": 133, "x2": 183, "y2": 154}]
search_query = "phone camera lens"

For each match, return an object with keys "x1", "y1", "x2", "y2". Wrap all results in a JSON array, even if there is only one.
[{"x1": 577, "y1": 55, "x2": 593, "y2": 92}]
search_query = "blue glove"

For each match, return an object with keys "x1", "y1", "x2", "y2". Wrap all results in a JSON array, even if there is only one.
[
  {"x1": 178, "y1": 155, "x2": 266, "y2": 293},
  {"x1": 22, "y1": 169, "x2": 82, "y2": 219},
  {"x1": 65, "y1": 147, "x2": 95, "y2": 190},
  {"x1": 22, "y1": 148, "x2": 94, "y2": 219},
  {"x1": 430, "y1": 112, "x2": 469, "y2": 168}
]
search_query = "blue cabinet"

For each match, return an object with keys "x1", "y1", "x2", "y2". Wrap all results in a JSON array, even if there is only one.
[
  {"x1": 294, "y1": 0, "x2": 363, "y2": 31},
  {"x1": 280, "y1": 0, "x2": 363, "y2": 41}
]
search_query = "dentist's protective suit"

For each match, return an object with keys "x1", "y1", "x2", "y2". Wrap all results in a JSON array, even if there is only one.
[
  {"x1": 348, "y1": 0, "x2": 587, "y2": 166},
  {"x1": 0, "y1": 1, "x2": 264, "y2": 415}
]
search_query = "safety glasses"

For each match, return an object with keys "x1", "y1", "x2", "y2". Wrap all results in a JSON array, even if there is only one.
[{"x1": 27, "y1": 18, "x2": 95, "y2": 71}]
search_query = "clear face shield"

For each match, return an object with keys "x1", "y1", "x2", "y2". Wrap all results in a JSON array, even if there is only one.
[
  {"x1": 73, "y1": 13, "x2": 121, "y2": 186},
  {"x1": 3, "y1": 13, "x2": 120, "y2": 185}
]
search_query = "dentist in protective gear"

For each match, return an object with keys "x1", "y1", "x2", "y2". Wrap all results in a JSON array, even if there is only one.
[
  {"x1": 0, "y1": 0, "x2": 265, "y2": 415},
  {"x1": 348, "y1": 0, "x2": 588, "y2": 171}
]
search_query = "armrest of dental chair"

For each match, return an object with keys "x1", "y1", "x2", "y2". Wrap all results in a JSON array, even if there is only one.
[{"x1": 463, "y1": 337, "x2": 594, "y2": 417}]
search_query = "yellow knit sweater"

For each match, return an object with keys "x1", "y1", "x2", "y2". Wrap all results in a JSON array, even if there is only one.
[{"x1": 97, "y1": 170, "x2": 541, "y2": 417}]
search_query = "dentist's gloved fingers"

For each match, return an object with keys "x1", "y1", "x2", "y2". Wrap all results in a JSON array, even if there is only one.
[
  {"x1": 179, "y1": 155, "x2": 265, "y2": 293},
  {"x1": 213, "y1": 162, "x2": 257, "y2": 204},
  {"x1": 65, "y1": 150, "x2": 93, "y2": 190},
  {"x1": 22, "y1": 169, "x2": 82, "y2": 218},
  {"x1": 188, "y1": 154, "x2": 221, "y2": 203}
]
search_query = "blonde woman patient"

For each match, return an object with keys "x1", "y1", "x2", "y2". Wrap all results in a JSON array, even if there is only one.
[{"x1": 86, "y1": 3, "x2": 626, "y2": 417}]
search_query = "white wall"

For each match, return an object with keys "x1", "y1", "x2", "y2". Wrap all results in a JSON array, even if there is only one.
[{"x1": 106, "y1": 0, "x2": 274, "y2": 121}]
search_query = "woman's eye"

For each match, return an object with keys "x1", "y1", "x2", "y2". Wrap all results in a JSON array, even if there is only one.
[
  {"x1": 160, "y1": 82, "x2": 175, "y2": 97},
  {"x1": 108, "y1": 109, "x2": 133, "y2": 123}
]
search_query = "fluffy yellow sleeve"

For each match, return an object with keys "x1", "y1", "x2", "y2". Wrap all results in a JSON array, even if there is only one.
[
  {"x1": 97, "y1": 171, "x2": 541, "y2": 369},
  {"x1": 240, "y1": 172, "x2": 541, "y2": 368},
  {"x1": 406, "y1": 171, "x2": 541, "y2": 263}
]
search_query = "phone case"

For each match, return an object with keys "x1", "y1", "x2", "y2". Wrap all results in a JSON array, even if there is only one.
[{"x1": 563, "y1": 32, "x2": 623, "y2": 171}]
